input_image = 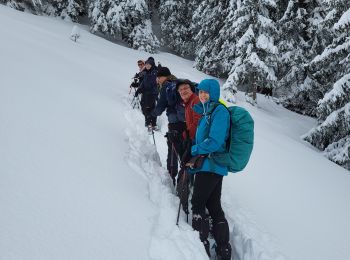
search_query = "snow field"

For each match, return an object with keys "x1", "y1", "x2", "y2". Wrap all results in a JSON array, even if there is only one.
[{"x1": 1, "y1": 5, "x2": 350, "y2": 260}]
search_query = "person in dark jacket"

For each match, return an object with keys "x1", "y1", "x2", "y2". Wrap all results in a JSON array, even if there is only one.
[
  {"x1": 135, "y1": 58, "x2": 158, "y2": 128},
  {"x1": 151, "y1": 67, "x2": 186, "y2": 184},
  {"x1": 188, "y1": 79, "x2": 232, "y2": 260},
  {"x1": 130, "y1": 60, "x2": 146, "y2": 89}
]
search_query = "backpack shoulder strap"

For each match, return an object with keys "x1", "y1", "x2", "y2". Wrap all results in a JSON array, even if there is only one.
[{"x1": 207, "y1": 102, "x2": 231, "y2": 151}]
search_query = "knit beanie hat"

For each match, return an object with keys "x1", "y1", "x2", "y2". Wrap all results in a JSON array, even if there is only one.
[
  {"x1": 176, "y1": 79, "x2": 196, "y2": 92},
  {"x1": 157, "y1": 67, "x2": 171, "y2": 77},
  {"x1": 145, "y1": 58, "x2": 155, "y2": 68}
]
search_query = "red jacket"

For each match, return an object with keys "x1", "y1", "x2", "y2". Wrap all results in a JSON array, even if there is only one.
[{"x1": 183, "y1": 93, "x2": 201, "y2": 140}]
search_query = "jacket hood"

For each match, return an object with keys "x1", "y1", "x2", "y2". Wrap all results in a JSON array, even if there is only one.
[
  {"x1": 197, "y1": 79, "x2": 220, "y2": 102},
  {"x1": 145, "y1": 58, "x2": 156, "y2": 68}
]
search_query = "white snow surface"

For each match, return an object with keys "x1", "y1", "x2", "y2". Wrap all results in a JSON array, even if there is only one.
[
  {"x1": 318, "y1": 73, "x2": 350, "y2": 106},
  {"x1": 1, "y1": 5, "x2": 350, "y2": 260},
  {"x1": 334, "y1": 7, "x2": 350, "y2": 30}
]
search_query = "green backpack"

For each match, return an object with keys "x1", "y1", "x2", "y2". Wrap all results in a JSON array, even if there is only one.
[{"x1": 209, "y1": 104, "x2": 254, "y2": 173}]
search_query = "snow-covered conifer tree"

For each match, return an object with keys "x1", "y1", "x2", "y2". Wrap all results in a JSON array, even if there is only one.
[
  {"x1": 128, "y1": 20, "x2": 159, "y2": 53},
  {"x1": 192, "y1": 0, "x2": 230, "y2": 76},
  {"x1": 158, "y1": 0, "x2": 200, "y2": 56},
  {"x1": 275, "y1": 0, "x2": 312, "y2": 98},
  {"x1": 43, "y1": 0, "x2": 85, "y2": 22},
  {"x1": 0, "y1": 0, "x2": 43, "y2": 13},
  {"x1": 1, "y1": 0, "x2": 86, "y2": 20},
  {"x1": 303, "y1": 2, "x2": 350, "y2": 170},
  {"x1": 88, "y1": 0, "x2": 159, "y2": 53},
  {"x1": 222, "y1": 0, "x2": 278, "y2": 95},
  {"x1": 70, "y1": 24, "x2": 80, "y2": 41},
  {"x1": 280, "y1": 0, "x2": 334, "y2": 116}
]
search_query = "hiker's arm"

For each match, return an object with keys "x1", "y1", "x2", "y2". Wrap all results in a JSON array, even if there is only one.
[
  {"x1": 135, "y1": 80, "x2": 145, "y2": 96},
  {"x1": 191, "y1": 106, "x2": 229, "y2": 155},
  {"x1": 152, "y1": 86, "x2": 167, "y2": 116},
  {"x1": 188, "y1": 110, "x2": 201, "y2": 140}
]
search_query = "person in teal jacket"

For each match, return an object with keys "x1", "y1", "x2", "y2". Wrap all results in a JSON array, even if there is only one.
[{"x1": 189, "y1": 79, "x2": 232, "y2": 260}]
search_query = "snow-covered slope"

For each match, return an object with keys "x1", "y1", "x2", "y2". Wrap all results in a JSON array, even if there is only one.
[{"x1": 1, "y1": 5, "x2": 350, "y2": 260}]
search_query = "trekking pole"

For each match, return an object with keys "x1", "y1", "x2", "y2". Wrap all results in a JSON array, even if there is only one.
[
  {"x1": 136, "y1": 96, "x2": 141, "y2": 110},
  {"x1": 170, "y1": 142, "x2": 175, "y2": 183},
  {"x1": 131, "y1": 95, "x2": 140, "y2": 110},
  {"x1": 130, "y1": 95, "x2": 136, "y2": 108},
  {"x1": 176, "y1": 168, "x2": 189, "y2": 225},
  {"x1": 172, "y1": 144, "x2": 182, "y2": 167},
  {"x1": 151, "y1": 127, "x2": 156, "y2": 146}
]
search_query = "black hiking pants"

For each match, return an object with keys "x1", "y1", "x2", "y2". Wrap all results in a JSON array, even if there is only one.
[
  {"x1": 166, "y1": 122, "x2": 186, "y2": 184},
  {"x1": 141, "y1": 93, "x2": 157, "y2": 126},
  {"x1": 191, "y1": 172, "x2": 232, "y2": 259}
]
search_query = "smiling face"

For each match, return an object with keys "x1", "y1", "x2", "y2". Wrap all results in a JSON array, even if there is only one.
[
  {"x1": 199, "y1": 89, "x2": 210, "y2": 104},
  {"x1": 178, "y1": 83, "x2": 193, "y2": 102},
  {"x1": 145, "y1": 63, "x2": 152, "y2": 70},
  {"x1": 137, "y1": 62, "x2": 144, "y2": 71}
]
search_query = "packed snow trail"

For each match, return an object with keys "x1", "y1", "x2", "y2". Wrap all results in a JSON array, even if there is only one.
[{"x1": 124, "y1": 104, "x2": 209, "y2": 260}]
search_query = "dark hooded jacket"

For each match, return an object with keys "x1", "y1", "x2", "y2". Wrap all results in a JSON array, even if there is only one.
[
  {"x1": 137, "y1": 59, "x2": 158, "y2": 96},
  {"x1": 152, "y1": 75, "x2": 185, "y2": 123}
]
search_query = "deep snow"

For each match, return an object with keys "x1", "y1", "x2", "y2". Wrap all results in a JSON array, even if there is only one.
[{"x1": 1, "y1": 5, "x2": 350, "y2": 260}]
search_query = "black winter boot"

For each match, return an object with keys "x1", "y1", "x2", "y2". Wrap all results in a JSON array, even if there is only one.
[
  {"x1": 216, "y1": 243, "x2": 232, "y2": 260},
  {"x1": 203, "y1": 239, "x2": 211, "y2": 257},
  {"x1": 192, "y1": 214, "x2": 210, "y2": 257},
  {"x1": 213, "y1": 220, "x2": 232, "y2": 260}
]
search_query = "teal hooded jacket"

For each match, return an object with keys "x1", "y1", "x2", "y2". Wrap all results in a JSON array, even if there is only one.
[{"x1": 190, "y1": 79, "x2": 230, "y2": 176}]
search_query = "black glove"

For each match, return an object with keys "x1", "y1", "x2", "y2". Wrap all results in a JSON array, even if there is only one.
[
  {"x1": 186, "y1": 155, "x2": 206, "y2": 169},
  {"x1": 130, "y1": 81, "x2": 139, "y2": 89}
]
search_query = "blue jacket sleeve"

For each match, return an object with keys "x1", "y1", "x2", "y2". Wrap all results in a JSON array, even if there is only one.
[
  {"x1": 152, "y1": 85, "x2": 168, "y2": 116},
  {"x1": 191, "y1": 105, "x2": 230, "y2": 155}
]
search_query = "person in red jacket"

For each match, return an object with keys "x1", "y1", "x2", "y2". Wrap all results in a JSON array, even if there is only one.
[
  {"x1": 176, "y1": 79, "x2": 201, "y2": 141},
  {"x1": 175, "y1": 79, "x2": 201, "y2": 216}
]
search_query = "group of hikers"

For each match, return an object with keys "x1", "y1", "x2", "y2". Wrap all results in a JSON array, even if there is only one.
[{"x1": 130, "y1": 57, "x2": 232, "y2": 260}]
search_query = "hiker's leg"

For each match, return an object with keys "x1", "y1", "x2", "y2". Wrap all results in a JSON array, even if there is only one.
[
  {"x1": 191, "y1": 172, "x2": 220, "y2": 257},
  {"x1": 206, "y1": 175, "x2": 231, "y2": 260}
]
